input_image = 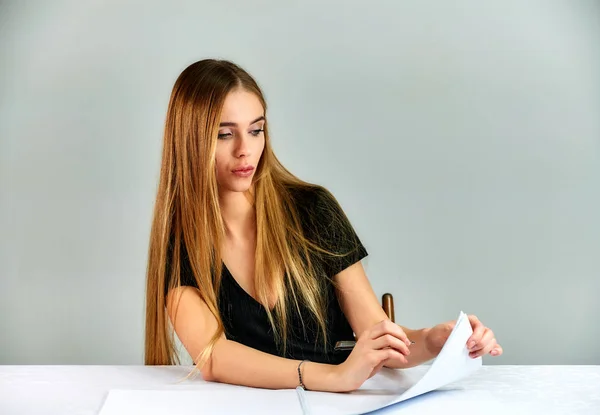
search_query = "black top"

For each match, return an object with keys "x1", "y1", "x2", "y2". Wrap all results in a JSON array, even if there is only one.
[{"x1": 165, "y1": 186, "x2": 368, "y2": 364}]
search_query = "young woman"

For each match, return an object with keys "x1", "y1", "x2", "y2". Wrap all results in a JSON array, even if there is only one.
[{"x1": 144, "y1": 59, "x2": 502, "y2": 393}]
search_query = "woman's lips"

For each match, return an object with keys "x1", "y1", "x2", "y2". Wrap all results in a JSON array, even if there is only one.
[{"x1": 231, "y1": 166, "x2": 254, "y2": 177}]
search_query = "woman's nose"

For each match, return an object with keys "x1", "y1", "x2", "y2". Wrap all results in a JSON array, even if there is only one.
[{"x1": 234, "y1": 134, "x2": 251, "y2": 158}]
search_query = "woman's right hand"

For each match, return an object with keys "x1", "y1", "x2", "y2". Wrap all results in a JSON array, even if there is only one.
[{"x1": 332, "y1": 320, "x2": 412, "y2": 392}]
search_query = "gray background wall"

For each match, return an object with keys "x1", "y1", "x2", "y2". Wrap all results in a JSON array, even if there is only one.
[{"x1": 1, "y1": 0, "x2": 598, "y2": 366}]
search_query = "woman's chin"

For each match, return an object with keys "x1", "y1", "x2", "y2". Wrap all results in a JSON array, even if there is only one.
[{"x1": 219, "y1": 182, "x2": 253, "y2": 194}]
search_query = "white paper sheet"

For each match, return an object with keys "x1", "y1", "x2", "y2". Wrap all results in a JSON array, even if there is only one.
[
  {"x1": 304, "y1": 311, "x2": 482, "y2": 415},
  {"x1": 363, "y1": 389, "x2": 532, "y2": 415},
  {"x1": 98, "y1": 386, "x2": 302, "y2": 415}
]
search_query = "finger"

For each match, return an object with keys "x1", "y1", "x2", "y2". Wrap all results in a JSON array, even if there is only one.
[
  {"x1": 368, "y1": 360, "x2": 387, "y2": 379},
  {"x1": 490, "y1": 344, "x2": 503, "y2": 357},
  {"x1": 466, "y1": 315, "x2": 485, "y2": 350},
  {"x1": 470, "y1": 338, "x2": 497, "y2": 358},
  {"x1": 469, "y1": 328, "x2": 494, "y2": 352},
  {"x1": 369, "y1": 320, "x2": 412, "y2": 347},
  {"x1": 372, "y1": 348, "x2": 407, "y2": 368},
  {"x1": 476, "y1": 339, "x2": 496, "y2": 357},
  {"x1": 371, "y1": 334, "x2": 410, "y2": 356}
]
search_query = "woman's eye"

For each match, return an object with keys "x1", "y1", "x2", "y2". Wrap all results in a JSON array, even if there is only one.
[
  {"x1": 250, "y1": 129, "x2": 264, "y2": 136},
  {"x1": 217, "y1": 132, "x2": 232, "y2": 140}
]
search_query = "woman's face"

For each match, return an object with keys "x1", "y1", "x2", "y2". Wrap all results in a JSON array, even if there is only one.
[{"x1": 215, "y1": 89, "x2": 266, "y2": 194}]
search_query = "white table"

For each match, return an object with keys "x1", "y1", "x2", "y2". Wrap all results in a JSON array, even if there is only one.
[{"x1": 1, "y1": 365, "x2": 598, "y2": 414}]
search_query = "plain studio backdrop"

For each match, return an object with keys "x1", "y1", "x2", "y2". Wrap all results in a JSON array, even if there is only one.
[{"x1": 1, "y1": 0, "x2": 599, "y2": 366}]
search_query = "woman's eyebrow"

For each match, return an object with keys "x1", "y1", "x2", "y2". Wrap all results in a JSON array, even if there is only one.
[{"x1": 219, "y1": 115, "x2": 265, "y2": 128}]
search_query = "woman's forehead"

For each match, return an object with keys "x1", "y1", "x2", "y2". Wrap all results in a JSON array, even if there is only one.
[{"x1": 220, "y1": 90, "x2": 265, "y2": 125}]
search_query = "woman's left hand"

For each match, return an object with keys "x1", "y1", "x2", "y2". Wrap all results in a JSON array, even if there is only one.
[{"x1": 424, "y1": 314, "x2": 503, "y2": 359}]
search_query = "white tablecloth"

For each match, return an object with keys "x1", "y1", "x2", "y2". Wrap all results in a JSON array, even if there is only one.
[{"x1": 1, "y1": 365, "x2": 598, "y2": 414}]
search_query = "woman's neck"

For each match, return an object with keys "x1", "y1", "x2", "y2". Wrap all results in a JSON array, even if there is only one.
[{"x1": 219, "y1": 189, "x2": 256, "y2": 242}]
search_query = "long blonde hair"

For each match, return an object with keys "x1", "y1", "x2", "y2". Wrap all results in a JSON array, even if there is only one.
[{"x1": 144, "y1": 59, "x2": 353, "y2": 368}]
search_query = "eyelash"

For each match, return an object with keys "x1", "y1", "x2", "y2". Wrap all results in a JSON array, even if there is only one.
[{"x1": 218, "y1": 129, "x2": 264, "y2": 140}]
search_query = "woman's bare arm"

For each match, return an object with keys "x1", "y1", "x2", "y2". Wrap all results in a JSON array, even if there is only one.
[
  {"x1": 166, "y1": 286, "x2": 339, "y2": 391},
  {"x1": 334, "y1": 262, "x2": 437, "y2": 368}
]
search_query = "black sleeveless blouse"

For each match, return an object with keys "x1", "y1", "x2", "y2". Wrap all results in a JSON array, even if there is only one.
[{"x1": 165, "y1": 186, "x2": 368, "y2": 364}]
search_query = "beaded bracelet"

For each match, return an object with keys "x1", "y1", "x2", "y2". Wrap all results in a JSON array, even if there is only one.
[{"x1": 297, "y1": 360, "x2": 308, "y2": 390}]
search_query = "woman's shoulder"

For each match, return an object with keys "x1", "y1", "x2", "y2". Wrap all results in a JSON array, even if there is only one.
[
  {"x1": 285, "y1": 182, "x2": 368, "y2": 274},
  {"x1": 285, "y1": 183, "x2": 351, "y2": 234},
  {"x1": 286, "y1": 183, "x2": 338, "y2": 213}
]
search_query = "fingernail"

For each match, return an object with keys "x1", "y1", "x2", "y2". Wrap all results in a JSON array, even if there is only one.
[
  {"x1": 468, "y1": 340, "x2": 476, "y2": 349},
  {"x1": 491, "y1": 350, "x2": 498, "y2": 356}
]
